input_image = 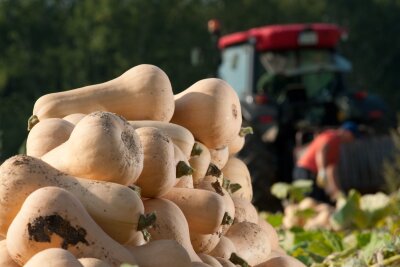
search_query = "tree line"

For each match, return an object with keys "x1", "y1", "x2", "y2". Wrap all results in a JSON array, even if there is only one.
[{"x1": 1, "y1": 0, "x2": 399, "y2": 161}]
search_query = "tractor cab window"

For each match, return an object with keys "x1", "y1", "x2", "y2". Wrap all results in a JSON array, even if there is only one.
[
  {"x1": 256, "y1": 49, "x2": 351, "y2": 101},
  {"x1": 218, "y1": 44, "x2": 254, "y2": 98}
]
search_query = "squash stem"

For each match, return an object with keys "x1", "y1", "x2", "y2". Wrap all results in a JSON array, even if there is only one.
[
  {"x1": 211, "y1": 180, "x2": 224, "y2": 196},
  {"x1": 229, "y1": 253, "x2": 249, "y2": 267},
  {"x1": 190, "y1": 142, "x2": 203, "y2": 156},
  {"x1": 239, "y1": 127, "x2": 253, "y2": 137},
  {"x1": 221, "y1": 212, "x2": 234, "y2": 225},
  {"x1": 27, "y1": 115, "x2": 39, "y2": 131},
  {"x1": 206, "y1": 163, "x2": 222, "y2": 177},
  {"x1": 137, "y1": 212, "x2": 157, "y2": 242},
  {"x1": 222, "y1": 178, "x2": 231, "y2": 191},
  {"x1": 176, "y1": 161, "x2": 193, "y2": 178},
  {"x1": 229, "y1": 183, "x2": 242, "y2": 194}
]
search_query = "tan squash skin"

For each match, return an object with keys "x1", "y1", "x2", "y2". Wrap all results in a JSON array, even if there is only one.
[
  {"x1": 30, "y1": 64, "x2": 174, "y2": 128},
  {"x1": 143, "y1": 198, "x2": 202, "y2": 262},
  {"x1": 254, "y1": 255, "x2": 306, "y2": 267},
  {"x1": 195, "y1": 180, "x2": 235, "y2": 235},
  {"x1": 209, "y1": 146, "x2": 229, "y2": 170},
  {"x1": 174, "y1": 144, "x2": 194, "y2": 188},
  {"x1": 78, "y1": 258, "x2": 111, "y2": 267},
  {"x1": 171, "y1": 78, "x2": 242, "y2": 149},
  {"x1": 63, "y1": 113, "x2": 86, "y2": 125},
  {"x1": 6, "y1": 187, "x2": 137, "y2": 266},
  {"x1": 125, "y1": 239, "x2": 191, "y2": 267},
  {"x1": 190, "y1": 228, "x2": 222, "y2": 254},
  {"x1": 208, "y1": 236, "x2": 237, "y2": 260},
  {"x1": 198, "y1": 254, "x2": 223, "y2": 267},
  {"x1": 26, "y1": 118, "x2": 74, "y2": 157},
  {"x1": 162, "y1": 187, "x2": 226, "y2": 234},
  {"x1": 0, "y1": 155, "x2": 145, "y2": 244},
  {"x1": 228, "y1": 134, "x2": 245, "y2": 155},
  {"x1": 129, "y1": 120, "x2": 195, "y2": 159},
  {"x1": 225, "y1": 221, "x2": 272, "y2": 266},
  {"x1": 192, "y1": 262, "x2": 213, "y2": 267},
  {"x1": 221, "y1": 157, "x2": 253, "y2": 202},
  {"x1": 41, "y1": 111, "x2": 144, "y2": 185},
  {"x1": 258, "y1": 216, "x2": 280, "y2": 250},
  {"x1": 124, "y1": 231, "x2": 147, "y2": 247},
  {"x1": 134, "y1": 127, "x2": 176, "y2": 198},
  {"x1": 0, "y1": 240, "x2": 19, "y2": 267},
  {"x1": 215, "y1": 257, "x2": 236, "y2": 267},
  {"x1": 24, "y1": 248, "x2": 84, "y2": 267},
  {"x1": 228, "y1": 127, "x2": 253, "y2": 155},
  {"x1": 189, "y1": 141, "x2": 211, "y2": 186},
  {"x1": 232, "y1": 197, "x2": 259, "y2": 224}
]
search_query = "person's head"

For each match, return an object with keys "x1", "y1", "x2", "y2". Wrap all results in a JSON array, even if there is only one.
[{"x1": 339, "y1": 121, "x2": 360, "y2": 141}]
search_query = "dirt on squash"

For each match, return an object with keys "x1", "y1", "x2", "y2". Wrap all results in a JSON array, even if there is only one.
[{"x1": 27, "y1": 214, "x2": 89, "y2": 249}]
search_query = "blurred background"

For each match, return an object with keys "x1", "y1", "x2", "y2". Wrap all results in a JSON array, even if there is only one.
[{"x1": 1, "y1": 0, "x2": 400, "y2": 162}]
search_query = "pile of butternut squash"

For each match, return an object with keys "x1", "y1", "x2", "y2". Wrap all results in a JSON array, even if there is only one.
[{"x1": 0, "y1": 64, "x2": 306, "y2": 267}]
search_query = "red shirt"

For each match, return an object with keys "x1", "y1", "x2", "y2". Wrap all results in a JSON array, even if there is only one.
[{"x1": 297, "y1": 130, "x2": 342, "y2": 174}]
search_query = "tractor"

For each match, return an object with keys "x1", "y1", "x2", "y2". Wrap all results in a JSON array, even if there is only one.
[{"x1": 208, "y1": 21, "x2": 395, "y2": 211}]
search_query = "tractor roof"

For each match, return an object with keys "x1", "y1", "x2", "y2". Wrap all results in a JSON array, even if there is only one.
[{"x1": 218, "y1": 23, "x2": 345, "y2": 51}]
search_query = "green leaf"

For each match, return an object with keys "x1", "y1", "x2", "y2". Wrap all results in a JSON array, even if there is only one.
[
  {"x1": 359, "y1": 192, "x2": 392, "y2": 227},
  {"x1": 322, "y1": 230, "x2": 343, "y2": 252},
  {"x1": 308, "y1": 240, "x2": 333, "y2": 257},
  {"x1": 289, "y1": 179, "x2": 313, "y2": 202},
  {"x1": 264, "y1": 212, "x2": 284, "y2": 228},
  {"x1": 331, "y1": 189, "x2": 366, "y2": 229},
  {"x1": 271, "y1": 182, "x2": 291, "y2": 200}
]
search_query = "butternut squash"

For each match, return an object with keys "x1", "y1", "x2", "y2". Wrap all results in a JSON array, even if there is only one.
[
  {"x1": 225, "y1": 221, "x2": 271, "y2": 266},
  {"x1": 232, "y1": 197, "x2": 259, "y2": 224},
  {"x1": 0, "y1": 240, "x2": 19, "y2": 267},
  {"x1": 221, "y1": 157, "x2": 253, "y2": 202},
  {"x1": 78, "y1": 258, "x2": 111, "y2": 267},
  {"x1": 0, "y1": 155, "x2": 147, "y2": 244},
  {"x1": 63, "y1": 113, "x2": 86, "y2": 125},
  {"x1": 129, "y1": 120, "x2": 195, "y2": 159},
  {"x1": 41, "y1": 111, "x2": 144, "y2": 185},
  {"x1": 124, "y1": 231, "x2": 147, "y2": 247},
  {"x1": 190, "y1": 228, "x2": 222, "y2": 254},
  {"x1": 29, "y1": 64, "x2": 174, "y2": 130},
  {"x1": 201, "y1": 163, "x2": 223, "y2": 184},
  {"x1": 6, "y1": 187, "x2": 137, "y2": 266},
  {"x1": 254, "y1": 255, "x2": 306, "y2": 267},
  {"x1": 208, "y1": 236, "x2": 237, "y2": 260},
  {"x1": 125, "y1": 239, "x2": 191, "y2": 267},
  {"x1": 192, "y1": 262, "x2": 213, "y2": 267},
  {"x1": 171, "y1": 78, "x2": 242, "y2": 149},
  {"x1": 209, "y1": 146, "x2": 229, "y2": 169},
  {"x1": 228, "y1": 127, "x2": 253, "y2": 155},
  {"x1": 134, "y1": 127, "x2": 176, "y2": 197},
  {"x1": 195, "y1": 180, "x2": 235, "y2": 234},
  {"x1": 258, "y1": 216, "x2": 280, "y2": 250},
  {"x1": 26, "y1": 118, "x2": 74, "y2": 157},
  {"x1": 189, "y1": 141, "x2": 211, "y2": 186},
  {"x1": 143, "y1": 198, "x2": 201, "y2": 262},
  {"x1": 174, "y1": 144, "x2": 194, "y2": 188},
  {"x1": 162, "y1": 187, "x2": 227, "y2": 234},
  {"x1": 198, "y1": 254, "x2": 223, "y2": 267},
  {"x1": 24, "y1": 248, "x2": 83, "y2": 267},
  {"x1": 215, "y1": 257, "x2": 236, "y2": 267}
]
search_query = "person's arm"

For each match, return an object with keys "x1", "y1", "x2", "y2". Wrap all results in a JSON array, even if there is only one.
[
  {"x1": 315, "y1": 137, "x2": 332, "y2": 189},
  {"x1": 316, "y1": 138, "x2": 341, "y2": 199}
]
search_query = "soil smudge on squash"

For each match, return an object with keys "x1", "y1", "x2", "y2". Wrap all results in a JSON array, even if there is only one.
[{"x1": 28, "y1": 213, "x2": 89, "y2": 249}]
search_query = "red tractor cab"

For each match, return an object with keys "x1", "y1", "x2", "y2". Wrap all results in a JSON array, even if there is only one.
[{"x1": 212, "y1": 22, "x2": 393, "y2": 211}]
